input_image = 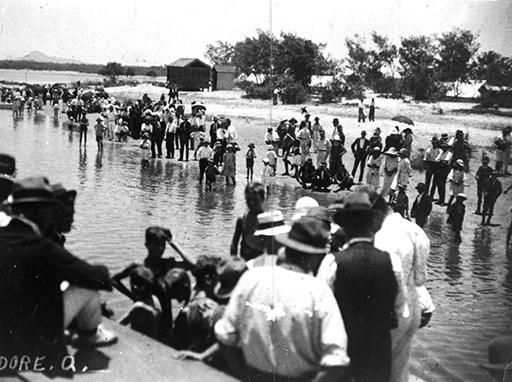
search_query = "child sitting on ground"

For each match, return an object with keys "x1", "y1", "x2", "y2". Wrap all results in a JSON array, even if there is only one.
[
  {"x1": 205, "y1": 159, "x2": 220, "y2": 191},
  {"x1": 118, "y1": 265, "x2": 162, "y2": 339}
]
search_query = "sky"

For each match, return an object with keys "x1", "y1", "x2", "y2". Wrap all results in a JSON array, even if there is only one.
[{"x1": 0, "y1": 0, "x2": 510, "y2": 66}]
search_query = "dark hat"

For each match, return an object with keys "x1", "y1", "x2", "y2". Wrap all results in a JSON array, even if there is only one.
[
  {"x1": 481, "y1": 336, "x2": 512, "y2": 374},
  {"x1": 314, "y1": 116, "x2": 320, "y2": 121},
  {"x1": 289, "y1": 118, "x2": 297, "y2": 124},
  {"x1": 50, "y1": 183, "x2": 77, "y2": 205},
  {"x1": 275, "y1": 216, "x2": 329, "y2": 255},
  {"x1": 482, "y1": 155, "x2": 490, "y2": 162},
  {"x1": 403, "y1": 127, "x2": 413, "y2": 134},
  {"x1": 214, "y1": 257, "x2": 247, "y2": 299},
  {"x1": 441, "y1": 133, "x2": 449, "y2": 139},
  {"x1": 248, "y1": 143, "x2": 255, "y2": 149},
  {"x1": 416, "y1": 183, "x2": 427, "y2": 192},
  {"x1": 7, "y1": 177, "x2": 59, "y2": 205},
  {"x1": 0, "y1": 154, "x2": 16, "y2": 175},
  {"x1": 306, "y1": 206, "x2": 331, "y2": 228},
  {"x1": 431, "y1": 136, "x2": 439, "y2": 143},
  {"x1": 338, "y1": 192, "x2": 373, "y2": 216}
]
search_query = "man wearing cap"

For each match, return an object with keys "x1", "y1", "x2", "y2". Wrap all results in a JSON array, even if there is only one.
[
  {"x1": 0, "y1": 177, "x2": 116, "y2": 370},
  {"x1": 410, "y1": 183, "x2": 433, "y2": 228},
  {"x1": 332, "y1": 193, "x2": 407, "y2": 382},
  {"x1": 351, "y1": 130, "x2": 370, "y2": 183},
  {"x1": 423, "y1": 137, "x2": 441, "y2": 199},
  {"x1": 216, "y1": 216, "x2": 350, "y2": 382}
]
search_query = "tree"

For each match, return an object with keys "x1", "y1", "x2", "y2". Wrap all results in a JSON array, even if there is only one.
[
  {"x1": 371, "y1": 32, "x2": 398, "y2": 97},
  {"x1": 475, "y1": 51, "x2": 512, "y2": 86},
  {"x1": 205, "y1": 41, "x2": 235, "y2": 65},
  {"x1": 146, "y1": 70, "x2": 157, "y2": 77},
  {"x1": 232, "y1": 30, "x2": 277, "y2": 75},
  {"x1": 275, "y1": 33, "x2": 321, "y2": 87},
  {"x1": 345, "y1": 34, "x2": 384, "y2": 92},
  {"x1": 99, "y1": 62, "x2": 124, "y2": 82},
  {"x1": 437, "y1": 28, "x2": 479, "y2": 99},
  {"x1": 399, "y1": 35, "x2": 438, "y2": 100},
  {"x1": 125, "y1": 66, "x2": 136, "y2": 76}
]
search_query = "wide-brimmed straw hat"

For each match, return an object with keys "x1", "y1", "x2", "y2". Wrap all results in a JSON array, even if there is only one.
[
  {"x1": 384, "y1": 147, "x2": 399, "y2": 156},
  {"x1": 7, "y1": 177, "x2": 59, "y2": 205},
  {"x1": 254, "y1": 210, "x2": 291, "y2": 236},
  {"x1": 292, "y1": 196, "x2": 319, "y2": 221},
  {"x1": 456, "y1": 193, "x2": 467, "y2": 200},
  {"x1": 214, "y1": 257, "x2": 247, "y2": 300},
  {"x1": 275, "y1": 216, "x2": 329, "y2": 255}
]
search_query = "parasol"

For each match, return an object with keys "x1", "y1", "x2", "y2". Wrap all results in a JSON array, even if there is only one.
[{"x1": 391, "y1": 115, "x2": 414, "y2": 126}]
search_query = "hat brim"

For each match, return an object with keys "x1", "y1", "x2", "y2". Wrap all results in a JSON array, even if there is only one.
[
  {"x1": 9, "y1": 197, "x2": 59, "y2": 205},
  {"x1": 213, "y1": 283, "x2": 233, "y2": 300},
  {"x1": 254, "y1": 224, "x2": 291, "y2": 237},
  {"x1": 275, "y1": 233, "x2": 326, "y2": 254}
]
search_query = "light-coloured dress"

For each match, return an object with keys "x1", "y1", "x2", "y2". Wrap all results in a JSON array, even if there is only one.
[
  {"x1": 366, "y1": 155, "x2": 382, "y2": 189},
  {"x1": 397, "y1": 158, "x2": 412, "y2": 188},
  {"x1": 222, "y1": 152, "x2": 236, "y2": 177},
  {"x1": 381, "y1": 155, "x2": 399, "y2": 198},
  {"x1": 448, "y1": 168, "x2": 466, "y2": 196}
]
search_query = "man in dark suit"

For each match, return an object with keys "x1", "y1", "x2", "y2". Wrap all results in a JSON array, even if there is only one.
[
  {"x1": 351, "y1": 130, "x2": 370, "y2": 183},
  {"x1": 411, "y1": 183, "x2": 433, "y2": 228},
  {"x1": 177, "y1": 115, "x2": 192, "y2": 161}
]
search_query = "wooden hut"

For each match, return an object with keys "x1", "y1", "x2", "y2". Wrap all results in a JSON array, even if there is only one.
[
  {"x1": 167, "y1": 58, "x2": 211, "y2": 91},
  {"x1": 212, "y1": 65, "x2": 236, "y2": 90}
]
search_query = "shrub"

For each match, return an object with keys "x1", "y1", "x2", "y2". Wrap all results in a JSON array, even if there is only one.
[
  {"x1": 280, "y1": 82, "x2": 308, "y2": 104},
  {"x1": 242, "y1": 82, "x2": 273, "y2": 100}
]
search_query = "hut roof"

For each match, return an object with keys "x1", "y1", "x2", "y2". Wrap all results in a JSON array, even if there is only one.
[{"x1": 168, "y1": 58, "x2": 211, "y2": 69}]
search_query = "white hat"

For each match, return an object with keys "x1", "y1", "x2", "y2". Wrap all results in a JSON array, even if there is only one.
[
  {"x1": 292, "y1": 197, "x2": 319, "y2": 221},
  {"x1": 254, "y1": 210, "x2": 291, "y2": 236}
]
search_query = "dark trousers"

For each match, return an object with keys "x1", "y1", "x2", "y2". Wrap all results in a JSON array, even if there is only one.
[
  {"x1": 349, "y1": 330, "x2": 392, "y2": 382},
  {"x1": 166, "y1": 133, "x2": 175, "y2": 158},
  {"x1": 476, "y1": 185, "x2": 484, "y2": 211},
  {"x1": 199, "y1": 158, "x2": 208, "y2": 182},
  {"x1": 352, "y1": 154, "x2": 367, "y2": 182},
  {"x1": 151, "y1": 138, "x2": 163, "y2": 157},
  {"x1": 179, "y1": 137, "x2": 189, "y2": 160},
  {"x1": 368, "y1": 106, "x2": 375, "y2": 122},
  {"x1": 434, "y1": 169, "x2": 449, "y2": 204},
  {"x1": 482, "y1": 196, "x2": 497, "y2": 222}
]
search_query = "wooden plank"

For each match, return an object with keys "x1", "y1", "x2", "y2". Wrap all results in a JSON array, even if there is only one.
[{"x1": 13, "y1": 320, "x2": 238, "y2": 382}]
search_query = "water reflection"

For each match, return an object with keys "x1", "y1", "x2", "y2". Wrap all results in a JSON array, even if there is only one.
[
  {"x1": 78, "y1": 148, "x2": 87, "y2": 185},
  {"x1": 505, "y1": 249, "x2": 512, "y2": 294},
  {"x1": 445, "y1": 242, "x2": 462, "y2": 283},
  {"x1": 471, "y1": 227, "x2": 495, "y2": 282}
]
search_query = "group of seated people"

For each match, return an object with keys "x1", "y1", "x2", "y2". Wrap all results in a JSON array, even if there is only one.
[{"x1": 296, "y1": 158, "x2": 354, "y2": 192}]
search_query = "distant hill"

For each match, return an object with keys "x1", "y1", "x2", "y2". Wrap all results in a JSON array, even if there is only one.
[{"x1": 15, "y1": 51, "x2": 83, "y2": 65}]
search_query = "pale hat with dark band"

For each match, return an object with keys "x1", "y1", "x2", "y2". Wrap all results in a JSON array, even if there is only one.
[{"x1": 254, "y1": 210, "x2": 291, "y2": 236}]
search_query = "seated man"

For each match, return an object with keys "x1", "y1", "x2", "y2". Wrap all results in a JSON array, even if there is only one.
[
  {"x1": 312, "y1": 161, "x2": 332, "y2": 192},
  {"x1": 296, "y1": 158, "x2": 316, "y2": 189},
  {"x1": 0, "y1": 177, "x2": 116, "y2": 372},
  {"x1": 333, "y1": 164, "x2": 355, "y2": 192},
  {"x1": 215, "y1": 217, "x2": 350, "y2": 382}
]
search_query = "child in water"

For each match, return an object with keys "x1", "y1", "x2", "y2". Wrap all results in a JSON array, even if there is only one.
[
  {"x1": 205, "y1": 159, "x2": 220, "y2": 191},
  {"x1": 246, "y1": 143, "x2": 256, "y2": 180},
  {"x1": 447, "y1": 193, "x2": 466, "y2": 243},
  {"x1": 261, "y1": 158, "x2": 274, "y2": 194},
  {"x1": 140, "y1": 132, "x2": 151, "y2": 169}
]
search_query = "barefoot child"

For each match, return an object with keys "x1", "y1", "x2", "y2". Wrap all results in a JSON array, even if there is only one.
[
  {"x1": 265, "y1": 145, "x2": 278, "y2": 176},
  {"x1": 447, "y1": 193, "x2": 466, "y2": 243},
  {"x1": 261, "y1": 158, "x2": 274, "y2": 194},
  {"x1": 246, "y1": 143, "x2": 256, "y2": 180},
  {"x1": 205, "y1": 159, "x2": 220, "y2": 191},
  {"x1": 140, "y1": 132, "x2": 151, "y2": 169}
]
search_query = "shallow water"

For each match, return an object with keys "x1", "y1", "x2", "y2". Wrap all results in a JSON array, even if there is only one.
[{"x1": 1, "y1": 107, "x2": 512, "y2": 382}]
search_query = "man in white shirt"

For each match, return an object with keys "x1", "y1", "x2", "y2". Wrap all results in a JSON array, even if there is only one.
[{"x1": 216, "y1": 217, "x2": 350, "y2": 382}]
